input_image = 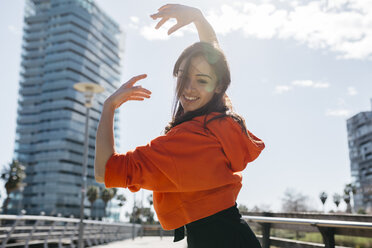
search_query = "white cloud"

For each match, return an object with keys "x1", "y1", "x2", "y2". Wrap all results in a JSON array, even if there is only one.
[
  {"x1": 139, "y1": 19, "x2": 191, "y2": 40},
  {"x1": 130, "y1": 16, "x2": 139, "y2": 23},
  {"x1": 137, "y1": 0, "x2": 372, "y2": 60},
  {"x1": 274, "y1": 85, "x2": 292, "y2": 94},
  {"x1": 8, "y1": 25, "x2": 21, "y2": 36},
  {"x1": 275, "y1": 79, "x2": 329, "y2": 94},
  {"x1": 313, "y1": 82, "x2": 330, "y2": 88},
  {"x1": 325, "y1": 108, "x2": 351, "y2": 117},
  {"x1": 292, "y1": 80, "x2": 313, "y2": 87},
  {"x1": 347, "y1": 86, "x2": 358, "y2": 96},
  {"x1": 140, "y1": 25, "x2": 171, "y2": 40},
  {"x1": 292, "y1": 80, "x2": 330, "y2": 88}
]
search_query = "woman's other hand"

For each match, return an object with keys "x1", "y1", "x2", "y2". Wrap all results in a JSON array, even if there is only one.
[
  {"x1": 104, "y1": 74, "x2": 152, "y2": 110},
  {"x1": 150, "y1": 4, "x2": 202, "y2": 35}
]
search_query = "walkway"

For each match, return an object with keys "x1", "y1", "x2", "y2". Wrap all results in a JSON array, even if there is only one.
[{"x1": 92, "y1": 237, "x2": 187, "y2": 248}]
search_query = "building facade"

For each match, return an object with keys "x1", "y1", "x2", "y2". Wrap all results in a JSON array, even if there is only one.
[
  {"x1": 12, "y1": 0, "x2": 122, "y2": 217},
  {"x1": 346, "y1": 99, "x2": 372, "y2": 214}
]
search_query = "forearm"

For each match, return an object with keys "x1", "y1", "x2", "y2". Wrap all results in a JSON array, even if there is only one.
[
  {"x1": 194, "y1": 11, "x2": 219, "y2": 46},
  {"x1": 94, "y1": 102, "x2": 116, "y2": 183}
]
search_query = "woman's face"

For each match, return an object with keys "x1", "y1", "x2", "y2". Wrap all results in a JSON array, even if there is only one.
[{"x1": 178, "y1": 56, "x2": 220, "y2": 113}]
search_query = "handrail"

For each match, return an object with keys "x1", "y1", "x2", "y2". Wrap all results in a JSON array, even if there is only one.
[
  {"x1": 0, "y1": 214, "x2": 141, "y2": 248},
  {"x1": 242, "y1": 214, "x2": 372, "y2": 248},
  {"x1": 244, "y1": 215, "x2": 372, "y2": 229},
  {"x1": 2, "y1": 213, "x2": 371, "y2": 248}
]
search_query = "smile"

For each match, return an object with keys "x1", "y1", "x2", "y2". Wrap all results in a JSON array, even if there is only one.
[{"x1": 183, "y1": 95, "x2": 200, "y2": 101}]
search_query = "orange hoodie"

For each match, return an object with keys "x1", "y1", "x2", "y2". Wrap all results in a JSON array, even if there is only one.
[{"x1": 104, "y1": 112, "x2": 265, "y2": 230}]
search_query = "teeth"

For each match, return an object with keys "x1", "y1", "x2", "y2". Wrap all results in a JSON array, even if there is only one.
[{"x1": 184, "y1": 95, "x2": 198, "y2": 101}]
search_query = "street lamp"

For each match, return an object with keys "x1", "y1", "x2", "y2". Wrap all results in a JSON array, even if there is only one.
[{"x1": 73, "y1": 82, "x2": 104, "y2": 248}]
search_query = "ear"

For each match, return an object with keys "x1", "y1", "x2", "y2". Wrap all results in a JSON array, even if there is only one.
[{"x1": 215, "y1": 84, "x2": 223, "y2": 94}]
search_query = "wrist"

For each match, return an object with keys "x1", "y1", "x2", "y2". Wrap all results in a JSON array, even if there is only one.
[
  {"x1": 193, "y1": 8, "x2": 204, "y2": 24},
  {"x1": 103, "y1": 100, "x2": 116, "y2": 112}
]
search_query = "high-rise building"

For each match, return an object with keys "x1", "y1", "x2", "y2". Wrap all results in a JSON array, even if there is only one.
[
  {"x1": 346, "y1": 99, "x2": 372, "y2": 214},
  {"x1": 12, "y1": 0, "x2": 122, "y2": 217}
]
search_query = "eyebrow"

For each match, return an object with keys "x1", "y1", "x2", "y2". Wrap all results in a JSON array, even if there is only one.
[
  {"x1": 178, "y1": 70, "x2": 212, "y2": 80},
  {"x1": 195, "y1": 74, "x2": 212, "y2": 80}
]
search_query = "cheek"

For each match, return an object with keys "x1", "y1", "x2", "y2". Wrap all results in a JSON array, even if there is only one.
[{"x1": 204, "y1": 84, "x2": 215, "y2": 93}]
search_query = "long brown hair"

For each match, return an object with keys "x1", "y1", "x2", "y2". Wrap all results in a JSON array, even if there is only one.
[{"x1": 164, "y1": 42, "x2": 248, "y2": 135}]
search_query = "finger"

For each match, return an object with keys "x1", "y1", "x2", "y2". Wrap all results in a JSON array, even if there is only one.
[
  {"x1": 155, "y1": 17, "x2": 169, "y2": 29},
  {"x1": 158, "y1": 4, "x2": 173, "y2": 11},
  {"x1": 131, "y1": 92, "x2": 151, "y2": 98},
  {"x1": 132, "y1": 86, "x2": 152, "y2": 95},
  {"x1": 128, "y1": 96, "x2": 145, "y2": 101},
  {"x1": 168, "y1": 22, "x2": 183, "y2": 35},
  {"x1": 126, "y1": 74, "x2": 147, "y2": 87},
  {"x1": 131, "y1": 89, "x2": 151, "y2": 95},
  {"x1": 132, "y1": 90, "x2": 151, "y2": 96},
  {"x1": 150, "y1": 10, "x2": 173, "y2": 19}
]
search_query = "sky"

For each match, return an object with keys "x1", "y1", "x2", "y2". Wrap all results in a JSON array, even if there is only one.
[{"x1": 1, "y1": 0, "x2": 371, "y2": 221}]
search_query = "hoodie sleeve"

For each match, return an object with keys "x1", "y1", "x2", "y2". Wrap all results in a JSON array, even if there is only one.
[
  {"x1": 104, "y1": 120, "x2": 255, "y2": 193},
  {"x1": 104, "y1": 134, "x2": 179, "y2": 192},
  {"x1": 207, "y1": 117, "x2": 265, "y2": 172}
]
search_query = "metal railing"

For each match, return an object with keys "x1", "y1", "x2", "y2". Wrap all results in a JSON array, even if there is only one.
[
  {"x1": 243, "y1": 212, "x2": 372, "y2": 248},
  {"x1": 2, "y1": 211, "x2": 371, "y2": 248},
  {"x1": 0, "y1": 212, "x2": 141, "y2": 248}
]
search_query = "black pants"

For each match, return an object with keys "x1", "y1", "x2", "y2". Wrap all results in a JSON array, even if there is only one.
[{"x1": 183, "y1": 203, "x2": 262, "y2": 248}]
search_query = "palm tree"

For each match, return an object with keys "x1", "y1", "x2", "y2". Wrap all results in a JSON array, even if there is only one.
[
  {"x1": 86, "y1": 186, "x2": 99, "y2": 218},
  {"x1": 116, "y1": 194, "x2": 127, "y2": 207},
  {"x1": 343, "y1": 193, "x2": 351, "y2": 213},
  {"x1": 319, "y1": 192, "x2": 327, "y2": 213},
  {"x1": 100, "y1": 188, "x2": 117, "y2": 217},
  {"x1": 333, "y1": 193, "x2": 341, "y2": 212},
  {"x1": 344, "y1": 183, "x2": 356, "y2": 213},
  {"x1": 1, "y1": 160, "x2": 26, "y2": 214},
  {"x1": 147, "y1": 193, "x2": 153, "y2": 206}
]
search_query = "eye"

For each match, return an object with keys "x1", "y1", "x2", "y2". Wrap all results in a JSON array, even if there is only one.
[
  {"x1": 177, "y1": 75, "x2": 187, "y2": 82},
  {"x1": 197, "y1": 79, "x2": 207, "y2": 84}
]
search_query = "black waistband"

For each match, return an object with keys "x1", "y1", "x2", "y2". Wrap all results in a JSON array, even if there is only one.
[{"x1": 173, "y1": 202, "x2": 241, "y2": 242}]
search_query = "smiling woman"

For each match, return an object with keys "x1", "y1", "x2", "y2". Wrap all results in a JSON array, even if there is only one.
[
  {"x1": 95, "y1": 3, "x2": 265, "y2": 248},
  {"x1": 178, "y1": 56, "x2": 221, "y2": 113}
]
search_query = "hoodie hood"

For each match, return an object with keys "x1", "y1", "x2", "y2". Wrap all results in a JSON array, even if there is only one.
[{"x1": 194, "y1": 112, "x2": 265, "y2": 172}]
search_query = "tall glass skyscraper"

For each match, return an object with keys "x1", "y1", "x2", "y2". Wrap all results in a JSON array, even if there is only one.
[
  {"x1": 13, "y1": 0, "x2": 122, "y2": 217},
  {"x1": 346, "y1": 99, "x2": 372, "y2": 214}
]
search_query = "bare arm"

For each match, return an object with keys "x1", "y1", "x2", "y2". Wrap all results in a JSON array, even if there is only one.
[
  {"x1": 94, "y1": 103, "x2": 115, "y2": 183},
  {"x1": 193, "y1": 10, "x2": 219, "y2": 46},
  {"x1": 151, "y1": 4, "x2": 219, "y2": 46},
  {"x1": 94, "y1": 74, "x2": 151, "y2": 183}
]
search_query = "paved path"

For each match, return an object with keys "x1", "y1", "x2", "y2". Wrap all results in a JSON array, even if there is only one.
[{"x1": 92, "y1": 237, "x2": 187, "y2": 248}]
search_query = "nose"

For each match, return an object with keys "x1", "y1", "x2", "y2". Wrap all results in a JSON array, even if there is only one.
[{"x1": 183, "y1": 78, "x2": 195, "y2": 92}]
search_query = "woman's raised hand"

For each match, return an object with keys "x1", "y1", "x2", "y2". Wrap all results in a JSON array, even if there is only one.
[
  {"x1": 104, "y1": 74, "x2": 151, "y2": 110},
  {"x1": 150, "y1": 4, "x2": 202, "y2": 35}
]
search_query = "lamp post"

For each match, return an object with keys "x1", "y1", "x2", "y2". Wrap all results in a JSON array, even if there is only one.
[{"x1": 73, "y1": 82, "x2": 104, "y2": 248}]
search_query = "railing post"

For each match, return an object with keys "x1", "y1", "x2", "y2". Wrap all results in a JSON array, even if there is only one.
[
  {"x1": 99, "y1": 224, "x2": 105, "y2": 244},
  {"x1": 44, "y1": 214, "x2": 58, "y2": 248},
  {"x1": 85, "y1": 222, "x2": 92, "y2": 247},
  {"x1": 318, "y1": 227, "x2": 335, "y2": 248},
  {"x1": 59, "y1": 219, "x2": 70, "y2": 248},
  {"x1": 261, "y1": 212, "x2": 272, "y2": 248},
  {"x1": 115, "y1": 225, "x2": 121, "y2": 240},
  {"x1": 132, "y1": 221, "x2": 135, "y2": 240},
  {"x1": 1, "y1": 210, "x2": 25, "y2": 248},
  {"x1": 260, "y1": 223, "x2": 271, "y2": 248},
  {"x1": 26, "y1": 211, "x2": 43, "y2": 248},
  {"x1": 92, "y1": 221, "x2": 99, "y2": 245},
  {"x1": 68, "y1": 215, "x2": 77, "y2": 248}
]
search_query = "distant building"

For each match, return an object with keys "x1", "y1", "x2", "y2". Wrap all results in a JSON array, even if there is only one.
[
  {"x1": 12, "y1": 0, "x2": 122, "y2": 217},
  {"x1": 346, "y1": 99, "x2": 372, "y2": 214}
]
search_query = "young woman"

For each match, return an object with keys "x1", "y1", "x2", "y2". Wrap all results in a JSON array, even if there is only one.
[{"x1": 94, "y1": 4, "x2": 265, "y2": 248}]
